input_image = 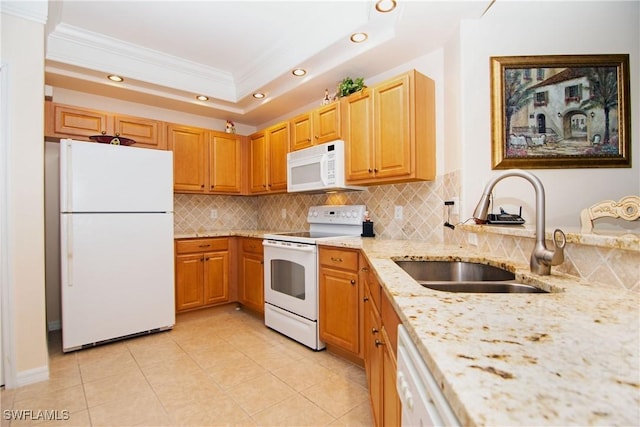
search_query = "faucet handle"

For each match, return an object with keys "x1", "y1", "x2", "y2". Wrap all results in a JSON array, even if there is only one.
[{"x1": 550, "y1": 229, "x2": 566, "y2": 266}]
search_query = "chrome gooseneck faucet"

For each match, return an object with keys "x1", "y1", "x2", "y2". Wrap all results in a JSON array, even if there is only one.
[{"x1": 472, "y1": 169, "x2": 566, "y2": 275}]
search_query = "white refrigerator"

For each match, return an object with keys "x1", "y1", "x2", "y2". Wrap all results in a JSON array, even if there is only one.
[{"x1": 60, "y1": 139, "x2": 175, "y2": 352}]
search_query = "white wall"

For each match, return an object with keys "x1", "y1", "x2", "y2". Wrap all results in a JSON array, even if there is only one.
[
  {"x1": 458, "y1": 1, "x2": 639, "y2": 229},
  {"x1": 1, "y1": 12, "x2": 49, "y2": 386}
]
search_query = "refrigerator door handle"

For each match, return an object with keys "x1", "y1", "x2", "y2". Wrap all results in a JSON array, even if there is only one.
[
  {"x1": 64, "y1": 216, "x2": 73, "y2": 287},
  {"x1": 65, "y1": 142, "x2": 73, "y2": 212}
]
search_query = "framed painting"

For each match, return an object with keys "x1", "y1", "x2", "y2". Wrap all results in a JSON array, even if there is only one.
[{"x1": 490, "y1": 54, "x2": 630, "y2": 169}]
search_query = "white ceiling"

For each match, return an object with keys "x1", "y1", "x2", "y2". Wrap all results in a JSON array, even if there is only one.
[{"x1": 44, "y1": 0, "x2": 493, "y2": 126}]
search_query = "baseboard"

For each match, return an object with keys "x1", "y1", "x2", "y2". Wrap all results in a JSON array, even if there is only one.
[
  {"x1": 15, "y1": 365, "x2": 49, "y2": 387},
  {"x1": 47, "y1": 320, "x2": 61, "y2": 331}
]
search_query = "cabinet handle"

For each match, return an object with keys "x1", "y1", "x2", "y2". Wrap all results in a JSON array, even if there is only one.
[
  {"x1": 205, "y1": 257, "x2": 210, "y2": 261},
  {"x1": 314, "y1": 135, "x2": 319, "y2": 139},
  {"x1": 263, "y1": 184, "x2": 267, "y2": 188},
  {"x1": 210, "y1": 185, "x2": 214, "y2": 188},
  {"x1": 306, "y1": 137, "x2": 312, "y2": 142},
  {"x1": 361, "y1": 267, "x2": 369, "y2": 272},
  {"x1": 268, "y1": 184, "x2": 272, "y2": 187},
  {"x1": 363, "y1": 296, "x2": 369, "y2": 302},
  {"x1": 201, "y1": 184, "x2": 205, "y2": 188},
  {"x1": 371, "y1": 327, "x2": 379, "y2": 334},
  {"x1": 200, "y1": 257, "x2": 204, "y2": 262},
  {"x1": 368, "y1": 168, "x2": 373, "y2": 173},
  {"x1": 374, "y1": 168, "x2": 378, "y2": 173},
  {"x1": 198, "y1": 244, "x2": 210, "y2": 248},
  {"x1": 330, "y1": 257, "x2": 343, "y2": 262},
  {"x1": 375, "y1": 339, "x2": 385, "y2": 347},
  {"x1": 350, "y1": 279, "x2": 356, "y2": 285}
]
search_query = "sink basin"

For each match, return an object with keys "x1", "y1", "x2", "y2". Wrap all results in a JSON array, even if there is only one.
[
  {"x1": 418, "y1": 282, "x2": 547, "y2": 293},
  {"x1": 395, "y1": 260, "x2": 516, "y2": 282},
  {"x1": 394, "y1": 260, "x2": 548, "y2": 293}
]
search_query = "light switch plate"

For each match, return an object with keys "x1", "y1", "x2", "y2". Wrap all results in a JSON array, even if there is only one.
[
  {"x1": 281, "y1": 208, "x2": 287, "y2": 219},
  {"x1": 210, "y1": 209, "x2": 218, "y2": 219},
  {"x1": 394, "y1": 205, "x2": 403, "y2": 220}
]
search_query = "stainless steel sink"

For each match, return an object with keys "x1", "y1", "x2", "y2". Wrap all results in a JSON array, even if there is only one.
[
  {"x1": 417, "y1": 281, "x2": 547, "y2": 293},
  {"x1": 394, "y1": 260, "x2": 548, "y2": 293}
]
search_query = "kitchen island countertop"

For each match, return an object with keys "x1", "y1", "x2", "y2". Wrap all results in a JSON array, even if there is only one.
[{"x1": 320, "y1": 236, "x2": 639, "y2": 426}]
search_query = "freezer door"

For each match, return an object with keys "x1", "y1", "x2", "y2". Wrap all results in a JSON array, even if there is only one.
[
  {"x1": 60, "y1": 139, "x2": 173, "y2": 213},
  {"x1": 61, "y1": 212, "x2": 175, "y2": 351}
]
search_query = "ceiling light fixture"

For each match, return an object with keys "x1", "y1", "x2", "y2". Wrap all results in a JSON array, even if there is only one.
[
  {"x1": 375, "y1": 0, "x2": 397, "y2": 13},
  {"x1": 196, "y1": 95, "x2": 209, "y2": 101},
  {"x1": 292, "y1": 68, "x2": 307, "y2": 77},
  {"x1": 350, "y1": 32, "x2": 368, "y2": 43},
  {"x1": 253, "y1": 92, "x2": 266, "y2": 99},
  {"x1": 107, "y1": 74, "x2": 124, "y2": 82}
]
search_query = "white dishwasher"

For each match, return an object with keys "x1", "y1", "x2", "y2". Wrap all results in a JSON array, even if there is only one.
[{"x1": 397, "y1": 325, "x2": 460, "y2": 427}]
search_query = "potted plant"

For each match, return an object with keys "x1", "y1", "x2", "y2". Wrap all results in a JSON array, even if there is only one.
[{"x1": 337, "y1": 77, "x2": 366, "y2": 97}]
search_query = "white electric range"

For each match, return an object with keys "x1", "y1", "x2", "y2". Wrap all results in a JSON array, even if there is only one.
[{"x1": 263, "y1": 205, "x2": 366, "y2": 350}]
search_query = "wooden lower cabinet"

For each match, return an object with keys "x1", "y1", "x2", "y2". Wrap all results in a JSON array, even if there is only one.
[
  {"x1": 362, "y1": 254, "x2": 402, "y2": 427},
  {"x1": 174, "y1": 238, "x2": 229, "y2": 313},
  {"x1": 238, "y1": 237, "x2": 264, "y2": 314},
  {"x1": 319, "y1": 247, "x2": 361, "y2": 357}
]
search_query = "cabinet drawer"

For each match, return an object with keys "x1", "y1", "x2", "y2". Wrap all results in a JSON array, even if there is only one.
[
  {"x1": 319, "y1": 247, "x2": 358, "y2": 271},
  {"x1": 241, "y1": 238, "x2": 263, "y2": 254},
  {"x1": 176, "y1": 238, "x2": 228, "y2": 254}
]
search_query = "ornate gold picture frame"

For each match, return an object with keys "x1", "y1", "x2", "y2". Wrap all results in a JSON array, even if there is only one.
[{"x1": 490, "y1": 54, "x2": 630, "y2": 169}]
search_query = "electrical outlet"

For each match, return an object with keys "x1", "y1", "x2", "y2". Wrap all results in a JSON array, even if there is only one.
[
  {"x1": 281, "y1": 208, "x2": 287, "y2": 219},
  {"x1": 210, "y1": 209, "x2": 218, "y2": 219},
  {"x1": 394, "y1": 205, "x2": 403, "y2": 220},
  {"x1": 451, "y1": 196, "x2": 459, "y2": 215}
]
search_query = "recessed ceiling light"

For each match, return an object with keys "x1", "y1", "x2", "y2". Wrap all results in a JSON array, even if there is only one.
[
  {"x1": 107, "y1": 74, "x2": 124, "y2": 82},
  {"x1": 196, "y1": 95, "x2": 209, "y2": 101},
  {"x1": 292, "y1": 68, "x2": 307, "y2": 77},
  {"x1": 375, "y1": 0, "x2": 397, "y2": 13},
  {"x1": 350, "y1": 32, "x2": 368, "y2": 43},
  {"x1": 253, "y1": 92, "x2": 266, "y2": 99}
]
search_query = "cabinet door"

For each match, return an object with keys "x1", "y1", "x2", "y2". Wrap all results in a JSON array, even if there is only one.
[
  {"x1": 50, "y1": 103, "x2": 111, "y2": 139},
  {"x1": 314, "y1": 102, "x2": 341, "y2": 144},
  {"x1": 373, "y1": 73, "x2": 412, "y2": 180},
  {"x1": 290, "y1": 113, "x2": 313, "y2": 151},
  {"x1": 209, "y1": 132, "x2": 241, "y2": 193},
  {"x1": 249, "y1": 131, "x2": 268, "y2": 193},
  {"x1": 382, "y1": 328, "x2": 401, "y2": 427},
  {"x1": 114, "y1": 115, "x2": 166, "y2": 150},
  {"x1": 342, "y1": 89, "x2": 375, "y2": 183},
  {"x1": 239, "y1": 252, "x2": 264, "y2": 314},
  {"x1": 319, "y1": 267, "x2": 359, "y2": 354},
  {"x1": 203, "y1": 251, "x2": 229, "y2": 305},
  {"x1": 267, "y1": 122, "x2": 289, "y2": 192},
  {"x1": 365, "y1": 288, "x2": 383, "y2": 427},
  {"x1": 175, "y1": 253, "x2": 204, "y2": 312},
  {"x1": 168, "y1": 124, "x2": 207, "y2": 193}
]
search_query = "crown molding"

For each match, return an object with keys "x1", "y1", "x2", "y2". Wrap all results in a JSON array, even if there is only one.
[
  {"x1": 46, "y1": 23, "x2": 237, "y2": 101},
  {"x1": 0, "y1": 1, "x2": 48, "y2": 24}
]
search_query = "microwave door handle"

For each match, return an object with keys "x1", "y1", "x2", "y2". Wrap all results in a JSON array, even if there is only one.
[{"x1": 320, "y1": 154, "x2": 329, "y2": 186}]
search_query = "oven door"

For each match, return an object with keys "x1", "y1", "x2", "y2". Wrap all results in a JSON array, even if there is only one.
[{"x1": 263, "y1": 239, "x2": 318, "y2": 320}]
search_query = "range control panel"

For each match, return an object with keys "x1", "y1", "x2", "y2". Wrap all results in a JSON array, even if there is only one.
[{"x1": 307, "y1": 205, "x2": 366, "y2": 225}]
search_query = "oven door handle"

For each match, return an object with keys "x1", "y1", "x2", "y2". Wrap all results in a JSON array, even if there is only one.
[{"x1": 262, "y1": 240, "x2": 316, "y2": 252}]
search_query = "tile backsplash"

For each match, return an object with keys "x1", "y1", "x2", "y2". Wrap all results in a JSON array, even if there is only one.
[{"x1": 175, "y1": 171, "x2": 461, "y2": 242}]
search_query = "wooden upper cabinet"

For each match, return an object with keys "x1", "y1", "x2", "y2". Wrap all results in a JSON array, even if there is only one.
[
  {"x1": 167, "y1": 124, "x2": 207, "y2": 193},
  {"x1": 208, "y1": 132, "x2": 241, "y2": 194},
  {"x1": 267, "y1": 121, "x2": 289, "y2": 192},
  {"x1": 47, "y1": 102, "x2": 112, "y2": 139},
  {"x1": 46, "y1": 102, "x2": 165, "y2": 150},
  {"x1": 249, "y1": 122, "x2": 289, "y2": 194},
  {"x1": 113, "y1": 114, "x2": 166, "y2": 150},
  {"x1": 290, "y1": 102, "x2": 341, "y2": 151},
  {"x1": 344, "y1": 70, "x2": 435, "y2": 185},
  {"x1": 249, "y1": 131, "x2": 268, "y2": 193}
]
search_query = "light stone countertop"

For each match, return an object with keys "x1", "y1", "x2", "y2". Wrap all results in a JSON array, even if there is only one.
[
  {"x1": 175, "y1": 231, "x2": 639, "y2": 426},
  {"x1": 323, "y1": 236, "x2": 640, "y2": 427}
]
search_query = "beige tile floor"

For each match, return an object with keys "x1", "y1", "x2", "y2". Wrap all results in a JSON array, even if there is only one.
[{"x1": 1, "y1": 305, "x2": 373, "y2": 427}]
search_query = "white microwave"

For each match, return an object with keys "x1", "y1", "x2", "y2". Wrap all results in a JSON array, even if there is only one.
[{"x1": 287, "y1": 140, "x2": 364, "y2": 193}]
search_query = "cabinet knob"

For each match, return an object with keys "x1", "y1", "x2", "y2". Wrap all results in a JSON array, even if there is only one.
[
  {"x1": 350, "y1": 279, "x2": 356, "y2": 285},
  {"x1": 314, "y1": 135, "x2": 319, "y2": 139},
  {"x1": 306, "y1": 138, "x2": 312, "y2": 142},
  {"x1": 375, "y1": 339, "x2": 385, "y2": 347},
  {"x1": 363, "y1": 296, "x2": 369, "y2": 302},
  {"x1": 201, "y1": 184, "x2": 205, "y2": 188},
  {"x1": 368, "y1": 168, "x2": 373, "y2": 173},
  {"x1": 371, "y1": 327, "x2": 379, "y2": 334},
  {"x1": 361, "y1": 267, "x2": 369, "y2": 272},
  {"x1": 263, "y1": 184, "x2": 267, "y2": 188},
  {"x1": 374, "y1": 168, "x2": 378, "y2": 173}
]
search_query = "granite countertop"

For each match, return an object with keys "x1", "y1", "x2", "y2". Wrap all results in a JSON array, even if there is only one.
[
  {"x1": 175, "y1": 231, "x2": 639, "y2": 425},
  {"x1": 323, "y1": 237, "x2": 640, "y2": 426}
]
